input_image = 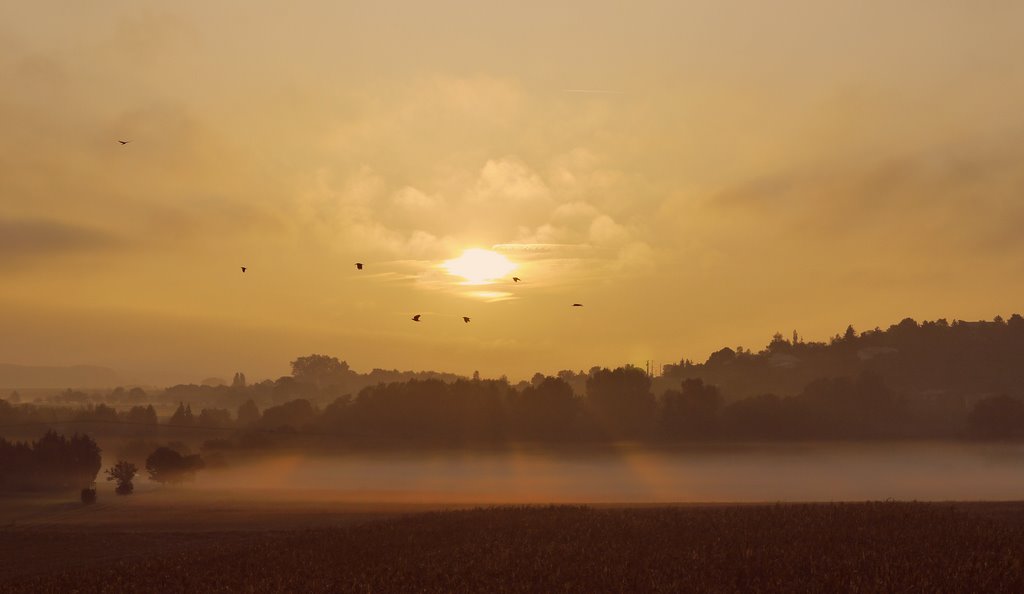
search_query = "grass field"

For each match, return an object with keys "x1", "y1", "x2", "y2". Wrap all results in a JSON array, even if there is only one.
[{"x1": 4, "y1": 498, "x2": 1024, "y2": 593}]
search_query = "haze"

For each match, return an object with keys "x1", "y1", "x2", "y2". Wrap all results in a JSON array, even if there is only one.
[
  {"x1": 189, "y1": 443, "x2": 1024, "y2": 504},
  {"x1": 2, "y1": 1, "x2": 1023, "y2": 384}
]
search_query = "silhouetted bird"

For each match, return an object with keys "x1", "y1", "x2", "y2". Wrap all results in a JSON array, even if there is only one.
[
  {"x1": 118, "y1": 140, "x2": 131, "y2": 145},
  {"x1": 463, "y1": 316, "x2": 471, "y2": 323},
  {"x1": 241, "y1": 266, "x2": 247, "y2": 273},
  {"x1": 512, "y1": 277, "x2": 521, "y2": 283},
  {"x1": 572, "y1": 303, "x2": 583, "y2": 307},
  {"x1": 355, "y1": 263, "x2": 364, "y2": 270},
  {"x1": 412, "y1": 314, "x2": 421, "y2": 322}
]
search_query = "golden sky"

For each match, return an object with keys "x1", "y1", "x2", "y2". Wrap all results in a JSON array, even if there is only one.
[{"x1": 2, "y1": 1, "x2": 1023, "y2": 384}]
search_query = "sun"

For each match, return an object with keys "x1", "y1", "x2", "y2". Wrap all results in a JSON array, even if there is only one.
[{"x1": 443, "y1": 248, "x2": 517, "y2": 285}]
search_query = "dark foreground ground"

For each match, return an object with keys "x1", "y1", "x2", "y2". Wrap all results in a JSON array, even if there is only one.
[{"x1": 4, "y1": 501, "x2": 1024, "y2": 593}]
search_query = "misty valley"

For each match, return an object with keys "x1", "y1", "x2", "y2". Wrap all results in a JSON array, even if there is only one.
[{"x1": 6, "y1": 315, "x2": 1024, "y2": 591}]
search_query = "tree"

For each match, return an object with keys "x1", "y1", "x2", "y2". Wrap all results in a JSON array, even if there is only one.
[
  {"x1": 232, "y1": 372, "x2": 247, "y2": 388},
  {"x1": 236, "y1": 399, "x2": 261, "y2": 425},
  {"x1": 723, "y1": 394, "x2": 790, "y2": 439},
  {"x1": 661, "y1": 378, "x2": 723, "y2": 440},
  {"x1": 145, "y1": 447, "x2": 204, "y2": 484},
  {"x1": 512, "y1": 377, "x2": 578, "y2": 440},
  {"x1": 290, "y1": 354, "x2": 351, "y2": 389},
  {"x1": 585, "y1": 366, "x2": 656, "y2": 439},
  {"x1": 106, "y1": 460, "x2": 138, "y2": 495},
  {"x1": 705, "y1": 347, "x2": 736, "y2": 366},
  {"x1": 124, "y1": 404, "x2": 158, "y2": 425},
  {"x1": 969, "y1": 395, "x2": 1024, "y2": 438},
  {"x1": 169, "y1": 402, "x2": 194, "y2": 426},
  {"x1": 0, "y1": 432, "x2": 101, "y2": 492},
  {"x1": 197, "y1": 408, "x2": 233, "y2": 428},
  {"x1": 259, "y1": 399, "x2": 317, "y2": 431}
]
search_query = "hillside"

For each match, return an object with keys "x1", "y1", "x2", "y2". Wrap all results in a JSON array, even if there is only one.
[{"x1": 658, "y1": 315, "x2": 1024, "y2": 403}]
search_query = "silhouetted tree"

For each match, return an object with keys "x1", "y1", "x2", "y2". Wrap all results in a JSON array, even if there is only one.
[
  {"x1": 236, "y1": 399, "x2": 261, "y2": 426},
  {"x1": 511, "y1": 377, "x2": 578, "y2": 440},
  {"x1": 169, "y1": 402, "x2": 194, "y2": 426},
  {"x1": 705, "y1": 347, "x2": 736, "y2": 367},
  {"x1": 0, "y1": 431, "x2": 101, "y2": 491},
  {"x1": 232, "y1": 372, "x2": 247, "y2": 388},
  {"x1": 124, "y1": 404, "x2": 158, "y2": 425},
  {"x1": 969, "y1": 395, "x2": 1024, "y2": 438},
  {"x1": 197, "y1": 408, "x2": 232, "y2": 428},
  {"x1": 291, "y1": 354, "x2": 352, "y2": 390},
  {"x1": 259, "y1": 399, "x2": 317, "y2": 431},
  {"x1": 661, "y1": 378, "x2": 723, "y2": 440},
  {"x1": 723, "y1": 394, "x2": 792, "y2": 439},
  {"x1": 75, "y1": 403, "x2": 119, "y2": 423},
  {"x1": 106, "y1": 460, "x2": 138, "y2": 495},
  {"x1": 585, "y1": 367, "x2": 656, "y2": 439}
]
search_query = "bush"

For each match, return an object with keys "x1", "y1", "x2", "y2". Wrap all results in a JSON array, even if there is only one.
[
  {"x1": 145, "y1": 447, "x2": 204, "y2": 484},
  {"x1": 80, "y1": 487, "x2": 96, "y2": 504},
  {"x1": 105, "y1": 460, "x2": 138, "y2": 496}
]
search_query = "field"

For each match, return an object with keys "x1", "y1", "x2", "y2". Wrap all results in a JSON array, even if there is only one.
[{"x1": 4, "y1": 495, "x2": 1024, "y2": 593}]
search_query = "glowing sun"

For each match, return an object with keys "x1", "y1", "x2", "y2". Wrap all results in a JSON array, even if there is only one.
[{"x1": 443, "y1": 248, "x2": 517, "y2": 285}]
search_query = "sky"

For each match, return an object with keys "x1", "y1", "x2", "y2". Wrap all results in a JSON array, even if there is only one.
[{"x1": 1, "y1": 1, "x2": 1023, "y2": 385}]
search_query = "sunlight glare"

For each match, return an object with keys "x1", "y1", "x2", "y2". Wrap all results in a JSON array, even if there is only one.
[{"x1": 443, "y1": 248, "x2": 517, "y2": 285}]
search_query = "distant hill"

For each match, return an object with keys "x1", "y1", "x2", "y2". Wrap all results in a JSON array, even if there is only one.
[{"x1": 0, "y1": 364, "x2": 122, "y2": 389}]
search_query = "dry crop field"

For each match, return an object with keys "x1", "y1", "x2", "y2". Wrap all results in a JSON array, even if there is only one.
[{"x1": 5, "y1": 502, "x2": 1024, "y2": 592}]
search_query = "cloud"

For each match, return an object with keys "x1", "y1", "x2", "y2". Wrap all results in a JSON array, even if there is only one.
[
  {"x1": 709, "y1": 136, "x2": 1024, "y2": 251},
  {"x1": 0, "y1": 218, "x2": 122, "y2": 268},
  {"x1": 473, "y1": 158, "x2": 550, "y2": 203}
]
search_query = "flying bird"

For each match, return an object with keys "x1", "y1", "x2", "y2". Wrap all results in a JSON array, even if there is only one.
[
  {"x1": 355, "y1": 262, "x2": 364, "y2": 270},
  {"x1": 512, "y1": 277, "x2": 521, "y2": 283},
  {"x1": 241, "y1": 266, "x2": 247, "y2": 273},
  {"x1": 117, "y1": 140, "x2": 131, "y2": 145},
  {"x1": 463, "y1": 317, "x2": 471, "y2": 323},
  {"x1": 412, "y1": 314, "x2": 421, "y2": 322},
  {"x1": 572, "y1": 303, "x2": 583, "y2": 307}
]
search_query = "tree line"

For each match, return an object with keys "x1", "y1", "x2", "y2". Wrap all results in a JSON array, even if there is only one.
[
  {"x1": 4, "y1": 315, "x2": 1024, "y2": 448},
  {"x1": 0, "y1": 431, "x2": 205, "y2": 494}
]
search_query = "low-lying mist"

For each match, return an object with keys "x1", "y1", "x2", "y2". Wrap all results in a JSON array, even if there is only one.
[{"x1": 171, "y1": 442, "x2": 1024, "y2": 503}]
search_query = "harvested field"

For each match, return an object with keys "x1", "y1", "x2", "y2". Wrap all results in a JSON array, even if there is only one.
[{"x1": 5, "y1": 502, "x2": 1024, "y2": 592}]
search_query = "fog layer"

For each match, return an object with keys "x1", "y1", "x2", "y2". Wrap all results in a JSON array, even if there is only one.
[{"x1": 191, "y1": 442, "x2": 1024, "y2": 503}]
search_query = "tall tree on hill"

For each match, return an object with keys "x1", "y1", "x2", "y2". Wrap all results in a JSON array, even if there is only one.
[{"x1": 291, "y1": 354, "x2": 353, "y2": 391}]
